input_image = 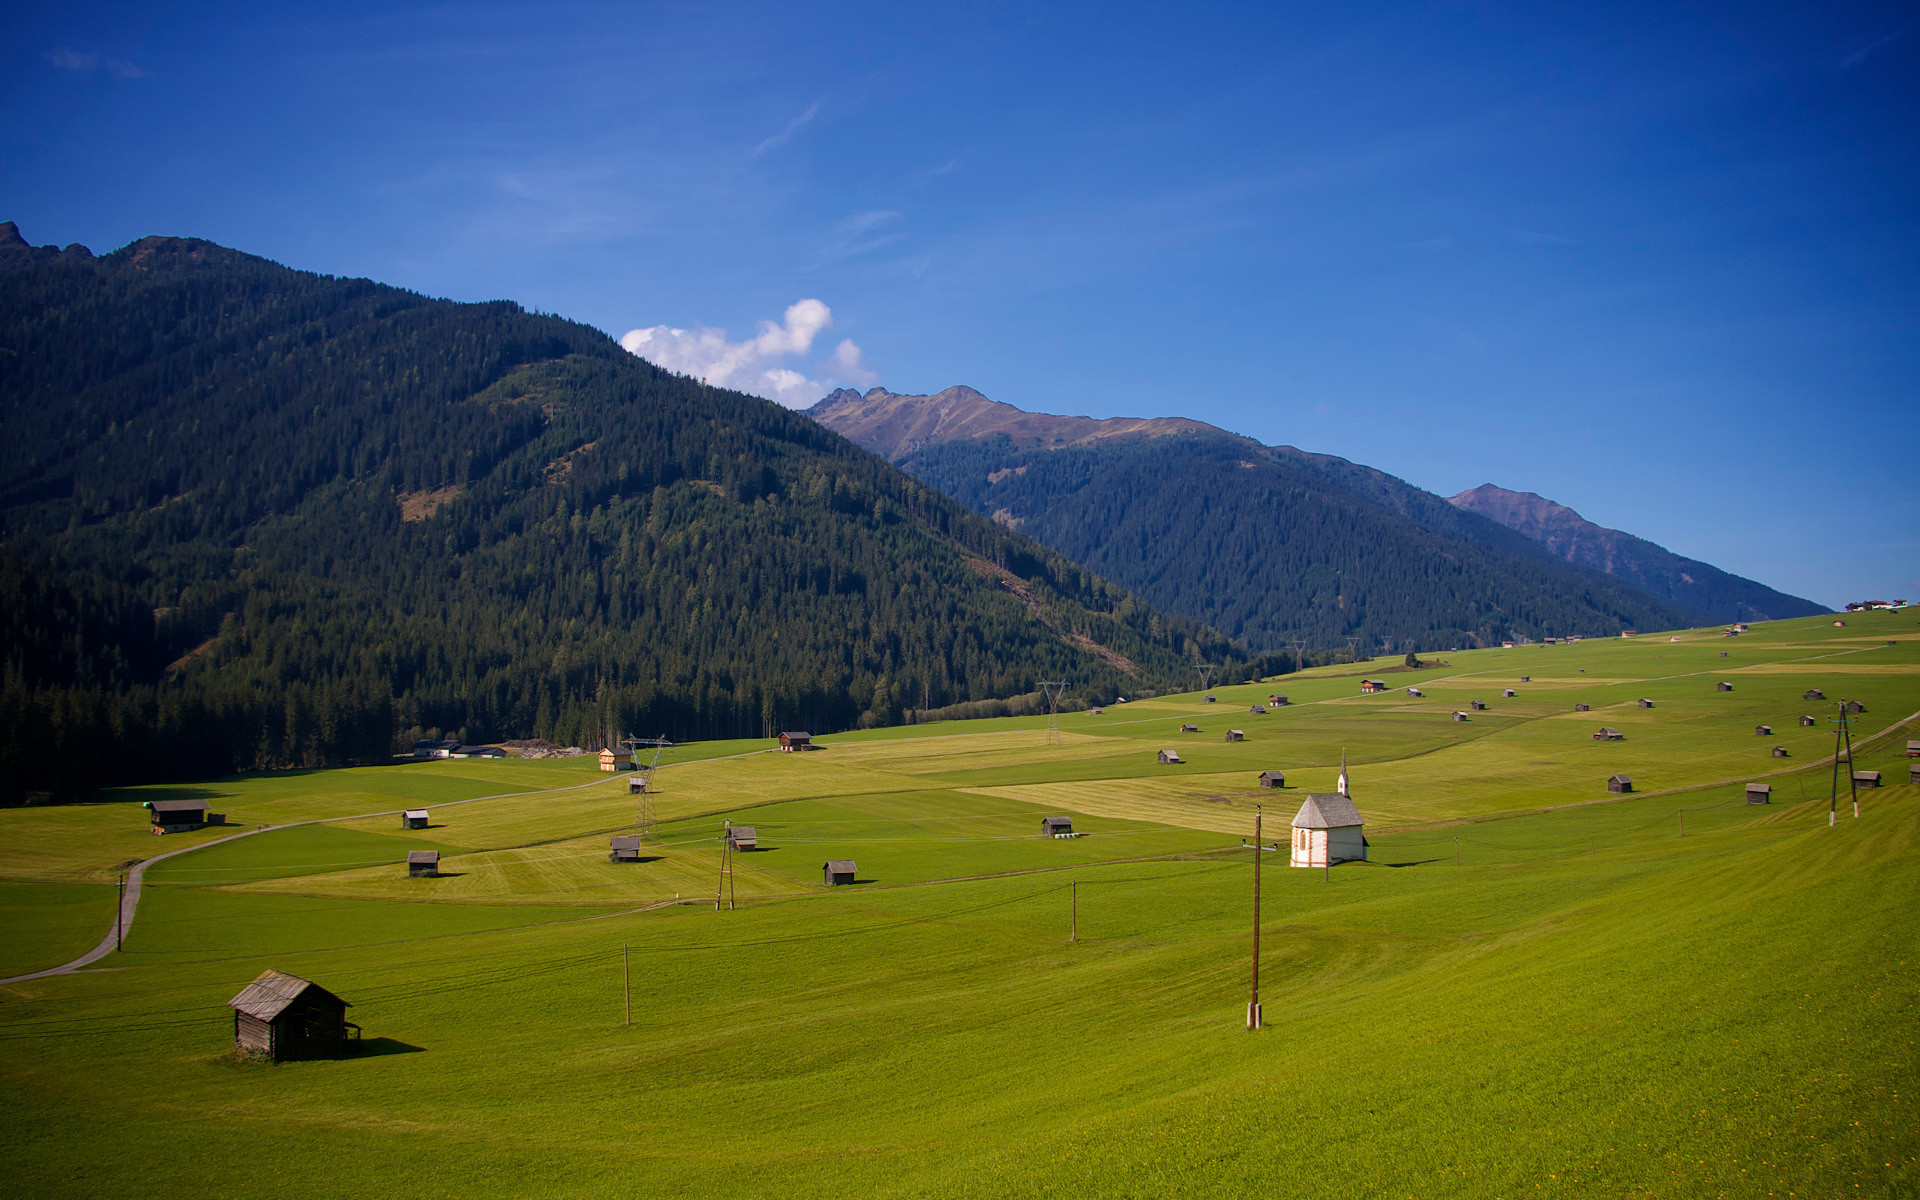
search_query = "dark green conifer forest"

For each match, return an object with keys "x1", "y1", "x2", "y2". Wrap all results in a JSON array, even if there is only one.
[{"x1": 0, "y1": 232, "x2": 1244, "y2": 795}]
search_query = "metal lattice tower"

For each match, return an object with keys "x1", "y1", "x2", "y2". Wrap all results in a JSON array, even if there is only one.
[
  {"x1": 1039, "y1": 681, "x2": 1069, "y2": 746},
  {"x1": 1194, "y1": 662, "x2": 1216, "y2": 699},
  {"x1": 623, "y1": 735, "x2": 673, "y2": 842},
  {"x1": 1828, "y1": 704, "x2": 1859, "y2": 826}
]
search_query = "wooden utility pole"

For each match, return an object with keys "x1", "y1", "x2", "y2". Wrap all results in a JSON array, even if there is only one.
[
  {"x1": 1070, "y1": 881, "x2": 1077, "y2": 944},
  {"x1": 1248, "y1": 806, "x2": 1263, "y2": 1031},
  {"x1": 115, "y1": 870, "x2": 125, "y2": 951},
  {"x1": 1678, "y1": 809, "x2": 1685, "y2": 837},
  {"x1": 623, "y1": 943, "x2": 631, "y2": 1027},
  {"x1": 1454, "y1": 835, "x2": 1459, "y2": 865}
]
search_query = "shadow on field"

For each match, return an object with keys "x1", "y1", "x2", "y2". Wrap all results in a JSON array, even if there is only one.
[
  {"x1": 353, "y1": 1038, "x2": 426, "y2": 1057},
  {"x1": 420, "y1": 872, "x2": 467, "y2": 879},
  {"x1": 1376, "y1": 859, "x2": 1446, "y2": 868}
]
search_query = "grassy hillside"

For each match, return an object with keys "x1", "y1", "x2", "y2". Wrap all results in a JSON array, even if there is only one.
[
  {"x1": 0, "y1": 232, "x2": 1240, "y2": 795},
  {"x1": 0, "y1": 610, "x2": 1914, "y2": 1198}
]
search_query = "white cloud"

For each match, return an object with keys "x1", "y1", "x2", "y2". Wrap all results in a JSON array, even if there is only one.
[
  {"x1": 46, "y1": 48, "x2": 98, "y2": 70},
  {"x1": 620, "y1": 299, "x2": 878, "y2": 409},
  {"x1": 753, "y1": 101, "x2": 821, "y2": 156}
]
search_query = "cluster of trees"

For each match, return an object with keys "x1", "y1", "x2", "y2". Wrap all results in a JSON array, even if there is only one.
[
  {"x1": 900, "y1": 434, "x2": 1697, "y2": 652},
  {"x1": 0, "y1": 236, "x2": 1252, "y2": 795}
]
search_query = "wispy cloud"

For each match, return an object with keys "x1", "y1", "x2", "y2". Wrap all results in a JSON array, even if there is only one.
[
  {"x1": 45, "y1": 47, "x2": 143, "y2": 78},
  {"x1": 809, "y1": 209, "x2": 906, "y2": 268},
  {"x1": 1841, "y1": 22, "x2": 1912, "y2": 69},
  {"x1": 753, "y1": 101, "x2": 821, "y2": 156},
  {"x1": 620, "y1": 299, "x2": 877, "y2": 408}
]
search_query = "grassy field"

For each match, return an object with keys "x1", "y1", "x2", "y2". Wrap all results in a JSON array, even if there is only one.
[{"x1": 1, "y1": 610, "x2": 1916, "y2": 1198}]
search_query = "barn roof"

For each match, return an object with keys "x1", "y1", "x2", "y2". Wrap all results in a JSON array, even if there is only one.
[
  {"x1": 610, "y1": 836, "x2": 642, "y2": 850},
  {"x1": 823, "y1": 859, "x2": 857, "y2": 872},
  {"x1": 228, "y1": 969, "x2": 349, "y2": 1021},
  {"x1": 403, "y1": 809, "x2": 428, "y2": 819},
  {"x1": 1259, "y1": 770, "x2": 1285, "y2": 780},
  {"x1": 1042, "y1": 816, "x2": 1074, "y2": 829},
  {"x1": 729, "y1": 825, "x2": 758, "y2": 839},
  {"x1": 407, "y1": 850, "x2": 440, "y2": 864},
  {"x1": 1609, "y1": 774, "x2": 1632, "y2": 784},
  {"x1": 1292, "y1": 793, "x2": 1363, "y2": 830},
  {"x1": 1746, "y1": 783, "x2": 1772, "y2": 793},
  {"x1": 781, "y1": 731, "x2": 812, "y2": 738},
  {"x1": 149, "y1": 799, "x2": 208, "y2": 813}
]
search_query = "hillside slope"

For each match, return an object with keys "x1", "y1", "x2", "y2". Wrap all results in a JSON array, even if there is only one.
[
  {"x1": 1449, "y1": 484, "x2": 1827, "y2": 623},
  {"x1": 0, "y1": 224, "x2": 1241, "y2": 794},
  {"x1": 810, "y1": 387, "x2": 1700, "y2": 649}
]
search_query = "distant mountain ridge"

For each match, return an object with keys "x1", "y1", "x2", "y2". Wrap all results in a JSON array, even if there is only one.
[
  {"x1": 811, "y1": 386, "x2": 1221, "y2": 460},
  {"x1": 809, "y1": 387, "x2": 1709, "y2": 649},
  {"x1": 1448, "y1": 484, "x2": 1826, "y2": 623}
]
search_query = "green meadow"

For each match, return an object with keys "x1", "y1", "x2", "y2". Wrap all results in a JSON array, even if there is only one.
[{"x1": 1, "y1": 611, "x2": 1916, "y2": 1198}]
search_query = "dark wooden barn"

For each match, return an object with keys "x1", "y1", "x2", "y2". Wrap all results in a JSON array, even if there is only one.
[
  {"x1": 609, "y1": 836, "x2": 642, "y2": 862},
  {"x1": 727, "y1": 825, "x2": 758, "y2": 851},
  {"x1": 228, "y1": 969, "x2": 357, "y2": 1061},
  {"x1": 402, "y1": 809, "x2": 429, "y2": 830},
  {"x1": 407, "y1": 850, "x2": 440, "y2": 877},
  {"x1": 1042, "y1": 816, "x2": 1074, "y2": 837},
  {"x1": 1225, "y1": 729, "x2": 1245, "y2": 742},
  {"x1": 1772, "y1": 746, "x2": 1790, "y2": 758},
  {"x1": 1908, "y1": 739, "x2": 1920, "y2": 758},
  {"x1": 1910, "y1": 763, "x2": 1920, "y2": 784},
  {"x1": 148, "y1": 799, "x2": 210, "y2": 832},
  {"x1": 1801, "y1": 715, "x2": 1818, "y2": 727},
  {"x1": 1520, "y1": 676, "x2": 1531, "y2": 683},
  {"x1": 779, "y1": 731, "x2": 813, "y2": 751},
  {"x1": 1360, "y1": 679, "x2": 1386, "y2": 694},
  {"x1": 1205, "y1": 695, "x2": 1217, "y2": 703},
  {"x1": 1406, "y1": 687, "x2": 1424, "y2": 698},
  {"x1": 1270, "y1": 695, "x2": 1289, "y2": 706},
  {"x1": 1637, "y1": 698, "x2": 1654, "y2": 709},
  {"x1": 628, "y1": 777, "x2": 648, "y2": 795},
  {"x1": 1453, "y1": 710, "x2": 1469, "y2": 722},
  {"x1": 1745, "y1": 783, "x2": 1772, "y2": 804},
  {"x1": 1503, "y1": 688, "x2": 1516, "y2": 698},
  {"x1": 1844, "y1": 701, "x2": 1866, "y2": 714},
  {"x1": 1804, "y1": 689, "x2": 1825, "y2": 701},
  {"x1": 1853, "y1": 770, "x2": 1881, "y2": 789},
  {"x1": 1755, "y1": 725, "x2": 1772, "y2": 736},
  {"x1": 1593, "y1": 727, "x2": 1624, "y2": 741},
  {"x1": 1470, "y1": 700, "x2": 1487, "y2": 711},
  {"x1": 823, "y1": 859, "x2": 857, "y2": 885},
  {"x1": 1716, "y1": 681, "x2": 1734, "y2": 692},
  {"x1": 1158, "y1": 748, "x2": 1183, "y2": 764},
  {"x1": 1258, "y1": 770, "x2": 1285, "y2": 788},
  {"x1": 1180, "y1": 723, "x2": 1200, "y2": 733},
  {"x1": 1575, "y1": 703, "x2": 1590, "y2": 712},
  {"x1": 1250, "y1": 705, "x2": 1268, "y2": 715},
  {"x1": 1607, "y1": 774, "x2": 1634, "y2": 794}
]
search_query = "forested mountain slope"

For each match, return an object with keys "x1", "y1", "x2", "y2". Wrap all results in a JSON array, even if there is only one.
[
  {"x1": 0, "y1": 223, "x2": 1241, "y2": 795},
  {"x1": 893, "y1": 432, "x2": 1698, "y2": 650},
  {"x1": 1449, "y1": 484, "x2": 1826, "y2": 623}
]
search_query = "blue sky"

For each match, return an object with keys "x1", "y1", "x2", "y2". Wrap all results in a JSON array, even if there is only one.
[{"x1": 3, "y1": 1, "x2": 1915, "y2": 608}]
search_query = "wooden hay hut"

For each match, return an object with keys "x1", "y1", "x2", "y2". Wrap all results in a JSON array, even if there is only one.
[
  {"x1": 1180, "y1": 723, "x2": 1200, "y2": 733},
  {"x1": 598, "y1": 747, "x2": 633, "y2": 772},
  {"x1": 1853, "y1": 770, "x2": 1881, "y2": 789},
  {"x1": 1520, "y1": 676, "x2": 1531, "y2": 683},
  {"x1": 727, "y1": 826, "x2": 758, "y2": 851},
  {"x1": 148, "y1": 799, "x2": 210, "y2": 832},
  {"x1": 1803, "y1": 689, "x2": 1824, "y2": 701},
  {"x1": 1258, "y1": 771, "x2": 1285, "y2": 789},
  {"x1": 1637, "y1": 698, "x2": 1654, "y2": 709},
  {"x1": 628, "y1": 777, "x2": 648, "y2": 795},
  {"x1": 1502, "y1": 688, "x2": 1517, "y2": 698},
  {"x1": 823, "y1": 859, "x2": 857, "y2": 886},
  {"x1": 1406, "y1": 687, "x2": 1424, "y2": 697},
  {"x1": 1250, "y1": 705, "x2": 1268, "y2": 714},
  {"x1": 1041, "y1": 816, "x2": 1075, "y2": 837},
  {"x1": 407, "y1": 850, "x2": 440, "y2": 877},
  {"x1": 1453, "y1": 711, "x2": 1468, "y2": 721},
  {"x1": 402, "y1": 809, "x2": 429, "y2": 830},
  {"x1": 1844, "y1": 701, "x2": 1866, "y2": 714},
  {"x1": 609, "y1": 836, "x2": 642, "y2": 863},
  {"x1": 1205, "y1": 695, "x2": 1217, "y2": 703},
  {"x1": 228, "y1": 969, "x2": 356, "y2": 1062},
  {"x1": 1755, "y1": 725, "x2": 1772, "y2": 736},
  {"x1": 1088, "y1": 707, "x2": 1104, "y2": 716},
  {"x1": 1270, "y1": 695, "x2": 1289, "y2": 706},
  {"x1": 1716, "y1": 681, "x2": 1734, "y2": 692},
  {"x1": 1225, "y1": 729, "x2": 1245, "y2": 742},
  {"x1": 1772, "y1": 746, "x2": 1790, "y2": 758},
  {"x1": 1289, "y1": 793, "x2": 1366, "y2": 869},
  {"x1": 1157, "y1": 749, "x2": 1183, "y2": 764},
  {"x1": 1745, "y1": 784, "x2": 1772, "y2": 804},
  {"x1": 1907, "y1": 739, "x2": 1920, "y2": 758},
  {"x1": 1607, "y1": 774, "x2": 1633, "y2": 794},
  {"x1": 1575, "y1": 702, "x2": 1590, "y2": 712},
  {"x1": 1801, "y1": 715, "x2": 1818, "y2": 727},
  {"x1": 1470, "y1": 700, "x2": 1487, "y2": 711},
  {"x1": 778, "y1": 731, "x2": 813, "y2": 752},
  {"x1": 1593, "y1": 727, "x2": 1624, "y2": 741},
  {"x1": 1910, "y1": 763, "x2": 1920, "y2": 784}
]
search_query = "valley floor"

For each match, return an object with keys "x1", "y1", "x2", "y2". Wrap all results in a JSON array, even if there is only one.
[{"x1": 2, "y1": 612, "x2": 1916, "y2": 1198}]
